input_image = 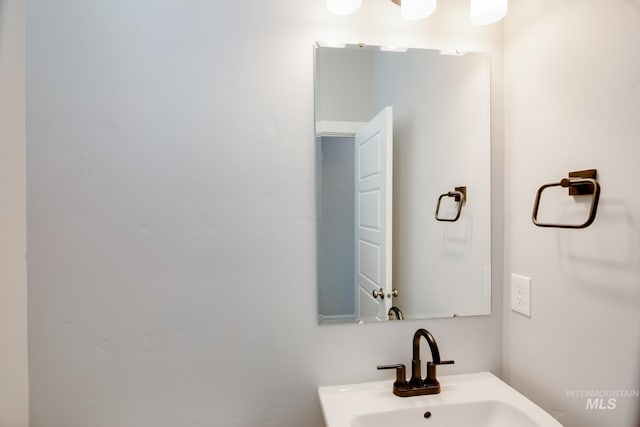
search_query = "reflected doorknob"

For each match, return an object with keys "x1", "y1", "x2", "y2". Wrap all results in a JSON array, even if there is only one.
[
  {"x1": 388, "y1": 289, "x2": 399, "y2": 298},
  {"x1": 372, "y1": 288, "x2": 385, "y2": 299}
]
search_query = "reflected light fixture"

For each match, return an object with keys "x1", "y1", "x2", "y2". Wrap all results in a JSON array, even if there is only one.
[
  {"x1": 380, "y1": 45, "x2": 409, "y2": 52},
  {"x1": 326, "y1": 0, "x2": 362, "y2": 15},
  {"x1": 396, "y1": 0, "x2": 437, "y2": 20},
  {"x1": 439, "y1": 49, "x2": 466, "y2": 56},
  {"x1": 470, "y1": 0, "x2": 508, "y2": 25},
  {"x1": 317, "y1": 41, "x2": 348, "y2": 48}
]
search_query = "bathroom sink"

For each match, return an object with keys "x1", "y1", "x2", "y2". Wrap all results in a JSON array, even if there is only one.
[
  {"x1": 318, "y1": 372, "x2": 563, "y2": 427},
  {"x1": 351, "y1": 400, "x2": 544, "y2": 427}
]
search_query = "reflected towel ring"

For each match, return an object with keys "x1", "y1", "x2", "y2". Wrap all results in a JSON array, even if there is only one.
[
  {"x1": 532, "y1": 170, "x2": 600, "y2": 229},
  {"x1": 435, "y1": 186, "x2": 466, "y2": 222}
]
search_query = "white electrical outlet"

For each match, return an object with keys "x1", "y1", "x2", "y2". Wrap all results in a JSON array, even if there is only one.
[{"x1": 511, "y1": 274, "x2": 531, "y2": 317}]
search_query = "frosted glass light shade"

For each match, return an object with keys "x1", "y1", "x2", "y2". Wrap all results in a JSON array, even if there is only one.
[
  {"x1": 401, "y1": 0, "x2": 437, "y2": 20},
  {"x1": 470, "y1": 0, "x2": 508, "y2": 25},
  {"x1": 327, "y1": 0, "x2": 362, "y2": 15}
]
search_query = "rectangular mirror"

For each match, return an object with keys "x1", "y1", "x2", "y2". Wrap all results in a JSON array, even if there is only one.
[{"x1": 315, "y1": 43, "x2": 491, "y2": 324}]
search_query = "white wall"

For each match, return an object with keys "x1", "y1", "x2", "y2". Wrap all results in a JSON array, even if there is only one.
[
  {"x1": 26, "y1": 1, "x2": 504, "y2": 426},
  {"x1": 503, "y1": 1, "x2": 640, "y2": 426},
  {"x1": 0, "y1": 1, "x2": 29, "y2": 426}
]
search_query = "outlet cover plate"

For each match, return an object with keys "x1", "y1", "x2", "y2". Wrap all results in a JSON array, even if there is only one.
[{"x1": 511, "y1": 274, "x2": 531, "y2": 317}]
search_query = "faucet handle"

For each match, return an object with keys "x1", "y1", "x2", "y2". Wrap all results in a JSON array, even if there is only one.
[
  {"x1": 377, "y1": 364, "x2": 408, "y2": 388},
  {"x1": 425, "y1": 360, "x2": 454, "y2": 385}
]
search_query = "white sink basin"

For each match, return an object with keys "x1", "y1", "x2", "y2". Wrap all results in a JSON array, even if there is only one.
[{"x1": 318, "y1": 372, "x2": 563, "y2": 427}]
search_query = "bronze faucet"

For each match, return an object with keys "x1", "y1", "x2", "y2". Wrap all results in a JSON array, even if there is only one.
[
  {"x1": 388, "y1": 306, "x2": 404, "y2": 320},
  {"x1": 378, "y1": 328, "x2": 454, "y2": 397}
]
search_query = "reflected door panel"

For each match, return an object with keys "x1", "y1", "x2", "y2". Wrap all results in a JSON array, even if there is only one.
[{"x1": 355, "y1": 107, "x2": 393, "y2": 322}]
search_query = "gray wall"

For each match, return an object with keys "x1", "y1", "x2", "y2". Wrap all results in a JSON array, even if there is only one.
[
  {"x1": 26, "y1": 1, "x2": 504, "y2": 426},
  {"x1": 0, "y1": 1, "x2": 29, "y2": 425},
  {"x1": 318, "y1": 137, "x2": 355, "y2": 319},
  {"x1": 503, "y1": 1, "x2": 640, "y2": 426},
  {"x1": 315, "y1": 48, "x2": 373, "y2": 123}
]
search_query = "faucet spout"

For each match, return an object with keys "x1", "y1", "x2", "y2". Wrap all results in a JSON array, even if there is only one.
[
  {"x1": 410, "y1": 328, "x2": 453, "y2": 388},
  {"x1": 412, "y1": 328, "x2": 441, "y2": 364}
]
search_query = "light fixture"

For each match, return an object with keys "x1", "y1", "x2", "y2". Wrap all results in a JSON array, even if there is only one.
[
  {"x1": 327, "y1": 0, "x2": 507, "y2": 23},
  {"x1": 470, "y1": 0, "x2": 508, "y2": 25},
  {"x1": 398, "y1": 0, "x2": 437, "y2": 20},
  {"x1": 326, "y1": 0, "x2": 362, "y2": 15}
]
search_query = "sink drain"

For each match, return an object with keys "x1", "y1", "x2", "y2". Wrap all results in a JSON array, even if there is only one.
[{"x1": 423, "y1": 411, "x2": 432, "y2": 419}]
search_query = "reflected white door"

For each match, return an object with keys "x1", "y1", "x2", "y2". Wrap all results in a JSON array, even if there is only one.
[{"x1": 355, "y1": 107, "x2": 393, "y2": 322}]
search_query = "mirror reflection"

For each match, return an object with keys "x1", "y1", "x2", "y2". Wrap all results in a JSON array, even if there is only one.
[{"x1": 315, "y1": 43, "x2": 491, "y2": 324}]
